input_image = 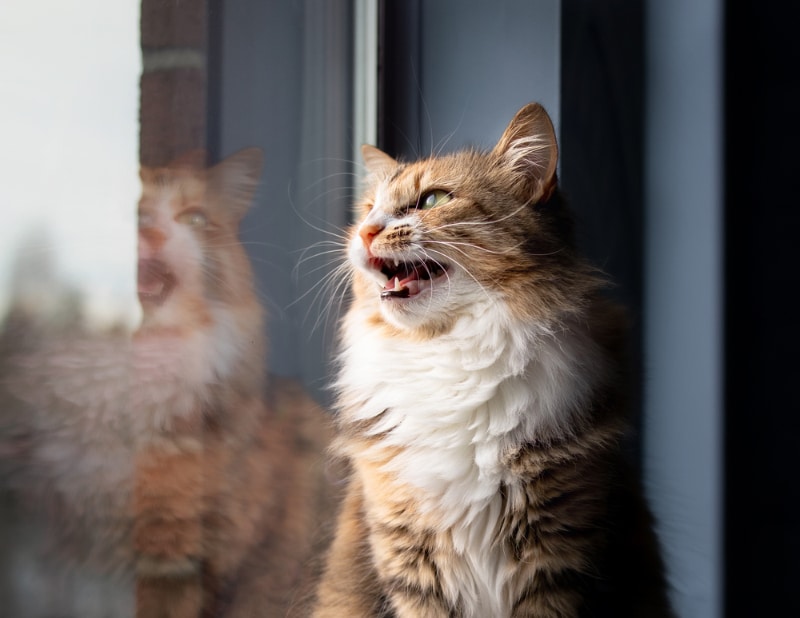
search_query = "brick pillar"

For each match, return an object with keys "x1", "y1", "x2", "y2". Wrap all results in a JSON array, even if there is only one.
[
  {"x1": 139, "y1": 0, "x2": 208, "y2": 167},
  {"x1": 136, "y1": 3, "x2": 210, "y2": 613}
]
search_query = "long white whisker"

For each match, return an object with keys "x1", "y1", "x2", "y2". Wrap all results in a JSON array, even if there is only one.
[
  {"x1": 294, "y1": 242, "x2": 348, "y2": 268},
  {"x1": 423, "y1": 239, "x2": 524, "y2": 257},
  {"x1": 291, "y1": 237, "x2": 351, "y2": 287},
  {"x1": 420, "y1": 202, "x2": 530, "y2": 231},
  {"x1": 296, "y1": 254, "x2": 348, "y2": 279},
  {"x1": 287, "y1": 267, "x2": 337, "y2": 311},
  {"x1": 421, "y1": 246, "x2": 496, "y2": 306},
  {"x1": 431, "y1": 103, "x2": 468, "y2": 159},
  {"x1": 295, "y1": 245, "x2": 346, "y2": 266},
  {"x1": 417, "y1": 251, "x2": 454, "y2": 312},
  {"x1": 286, "y1": 179, "x2": 353, "y2": 242},
  {"x1": 302, "y1": 261, "x2": 352, "y2": 337}
]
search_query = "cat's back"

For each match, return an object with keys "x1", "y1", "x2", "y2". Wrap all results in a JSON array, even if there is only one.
[
  {"x1": 211, "y1": 375, "x2": 337, "y2": 617},
  {"x1": 0, "y1": 328, "x2": 338, "y2": 616}
]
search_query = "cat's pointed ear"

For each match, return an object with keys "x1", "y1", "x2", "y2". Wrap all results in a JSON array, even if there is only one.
[
  {"x1": 361, "y1": 144, "x2": 398, "y2": 177},
  {"x1": 492, "y1": 103, "x2": 558, "y2": 203},
  {"x1": 209, "y1": 147, "x2": 264, "y2": 220}
]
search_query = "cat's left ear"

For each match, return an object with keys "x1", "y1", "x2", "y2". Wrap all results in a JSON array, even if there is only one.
[
  {"x1": 209, "y1": 147, "x2": 264, "y2": 220},
  {"x1": 361, "y1": 144, "x2": 398, "y2": 177},
  {"x1": 492, "y1": 103, "x2": 558, "y2": 203}
]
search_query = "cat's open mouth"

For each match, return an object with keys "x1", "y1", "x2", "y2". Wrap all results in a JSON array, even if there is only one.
[
  {"x1": 137, "y1": 259, "x2": 177, "y2": 306},
  {"x1": 373, "y1": 258, "x2": 448, "y2": 299}
]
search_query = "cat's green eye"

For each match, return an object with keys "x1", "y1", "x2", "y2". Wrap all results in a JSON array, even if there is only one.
[
  {"x1": 419, "y1": 189, "x2": 452, "y2": 210},
  {"x1": 177, "y1": 209, "x2": 208, "y2": 228}
]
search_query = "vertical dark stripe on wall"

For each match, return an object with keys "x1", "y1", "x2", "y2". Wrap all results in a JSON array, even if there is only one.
[
  {"x1": 559, "y1": 0, "x2": 645, "y2": 440},
  {"x1": 378, "y1": 0, "x2": 422, "y2": 157},
  {"x1": 724, "y1": 2, "x2": 800, "y2": 616}
]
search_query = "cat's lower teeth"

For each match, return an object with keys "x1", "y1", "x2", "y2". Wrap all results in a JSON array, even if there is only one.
[
  {"x1": 381, "y1": 276, "x2": 410, "y2": 299},
  {"x1": 381, "y1": 287, "x2": 410, "y2": 299}
]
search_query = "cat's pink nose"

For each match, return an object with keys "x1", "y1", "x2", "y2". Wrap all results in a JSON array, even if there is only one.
[
  {"x1": 359, "y1": 223, "x2": 382, "y2": 252},
  {"x1": 138, "y1": 227, "x2": 166, "y2": 259}
]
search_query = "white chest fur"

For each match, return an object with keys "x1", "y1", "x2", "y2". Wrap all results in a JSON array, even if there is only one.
[{"x1": 338, "y1": 298, "x2": 605, "y2": 615}]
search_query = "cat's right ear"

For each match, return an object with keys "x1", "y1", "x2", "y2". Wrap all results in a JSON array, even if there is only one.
[
  {"x1": 361, "y1": 144, "x2": 398, "y2": 177},
  {"x1": 492, "y1": 103, "x2": 559, "y2": 204}
]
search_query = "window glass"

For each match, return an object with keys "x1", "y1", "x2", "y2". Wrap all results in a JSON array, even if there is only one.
[
  {"x1": 1, "y1": 2, "x2": 355, "y2": 615},
  {"x1": 0, "y1": 0, "x2": 141, "y2": 332}
]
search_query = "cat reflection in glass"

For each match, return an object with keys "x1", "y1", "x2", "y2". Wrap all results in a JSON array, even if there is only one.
[{"x1": 0, "y1": 149, "x2": 333, "y2": 617}]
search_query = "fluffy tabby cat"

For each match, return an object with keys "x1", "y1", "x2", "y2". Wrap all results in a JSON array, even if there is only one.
[
  {"x1": 0, "y1": 149, "x2": 333, "y2": 617},
  {"x1": 313, "y1": 103, "x2": 672, "y2": 617}
]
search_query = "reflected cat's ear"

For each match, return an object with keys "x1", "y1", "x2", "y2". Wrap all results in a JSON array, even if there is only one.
[
  {"x1": 492, "y1": 103, "x2": 558, "y2": 203},
  {"x1": 209, "y1": 147, "x2": 264, "y2": 220},
  {"x1": 361, "y1": 144, "x2": 398, "y2": 177}
]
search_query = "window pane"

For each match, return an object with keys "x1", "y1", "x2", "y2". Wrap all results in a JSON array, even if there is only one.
[{"x1": 1, "y1": 2, "x2": 356, "y2": 615}]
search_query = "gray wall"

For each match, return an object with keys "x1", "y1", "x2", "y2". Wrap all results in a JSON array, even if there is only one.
[
  {"x1": 388, "y1": 0, "x2": 561, "y2": 158},
  {"x1": 218, "y1": 0, "x2": 353, "y2": 396},
  {"x1": 644, "y1": 1, "x2": 723, "y2": 616}
]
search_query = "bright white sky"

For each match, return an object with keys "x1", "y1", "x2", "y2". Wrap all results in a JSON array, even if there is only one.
[{"x1": 0, "y1": 0, "x2": 141, "y2": 328}]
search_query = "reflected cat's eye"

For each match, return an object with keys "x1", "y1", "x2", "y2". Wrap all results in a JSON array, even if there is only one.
[
  {"x1": 419, "y1": 189, "x2": 452, "y2": 210},
  {"x1": 176, "y1": 209, "x2": 208, "y2": 228}
]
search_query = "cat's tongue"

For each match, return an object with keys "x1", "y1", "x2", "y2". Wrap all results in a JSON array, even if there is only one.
[{"x1": 137, "y1": 259, "x2": 175, "y2": 305}]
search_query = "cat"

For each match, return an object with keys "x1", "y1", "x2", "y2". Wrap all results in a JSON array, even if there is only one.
[
  {"x1": 0, "y1": 149, "x2": 334, "y2": 617},
  {"x1": 312, "y1": 103, "x2": 673, "y2": 617}
]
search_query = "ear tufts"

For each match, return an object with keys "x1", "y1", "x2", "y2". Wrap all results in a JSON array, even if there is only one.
[
  {"x1": 361, "y1": 144, "x2": 398, "y2": 177},
  {"x1": 492, "y1": 103, "x2": 558, "y2": 203}
]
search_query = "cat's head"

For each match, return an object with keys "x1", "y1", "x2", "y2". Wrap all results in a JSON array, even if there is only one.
[
  {"x1": 136, "y1": 148, "x2": 263, "y2": 333},
  {"x1": 349, "y1": 103, "x2": 595, "y2": 336}
]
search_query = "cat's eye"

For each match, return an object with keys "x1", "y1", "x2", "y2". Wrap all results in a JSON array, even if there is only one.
[
  {"x1": 176, "y1": 209, "x2": 208, "y2": 228},
  {"x1": 419, "y1": 189, "x2": 452, "y2": 210}
]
